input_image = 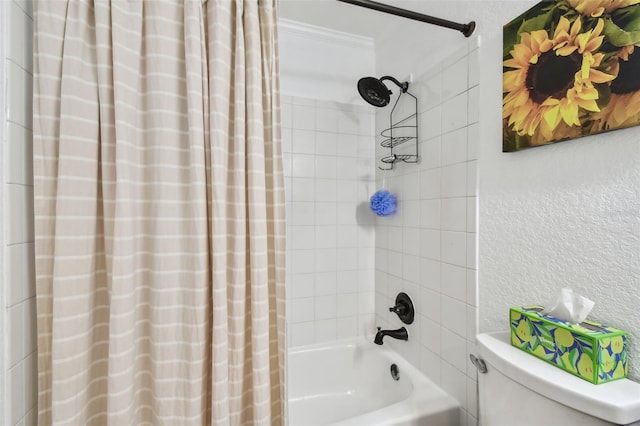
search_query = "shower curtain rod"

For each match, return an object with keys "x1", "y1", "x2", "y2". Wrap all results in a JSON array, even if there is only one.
[{"x1": 336, "y1": 0, "x2": 476, "y2": 37}]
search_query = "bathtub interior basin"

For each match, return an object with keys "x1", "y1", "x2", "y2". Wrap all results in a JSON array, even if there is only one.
[{"x1": 287, "y1": 338, "x2": 460, "y2": 426}]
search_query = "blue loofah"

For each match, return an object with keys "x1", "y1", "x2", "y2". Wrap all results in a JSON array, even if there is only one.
[{"x1": 370, "y1": 190, "x2": 397, "y2": 217}]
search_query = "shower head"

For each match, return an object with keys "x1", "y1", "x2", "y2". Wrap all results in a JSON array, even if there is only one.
[{"x1": 357, "y1": 76, "x2": 409, "y2": 107}]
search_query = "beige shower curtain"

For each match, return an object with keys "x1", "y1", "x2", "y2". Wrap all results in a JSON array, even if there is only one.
[{"x1": 33, "y1": 1, "x2": 285, "y2": 425}]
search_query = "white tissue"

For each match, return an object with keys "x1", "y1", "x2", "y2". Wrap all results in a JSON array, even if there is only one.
[{"x1": 546, "y1": 288, "x2": 594, "y2": 323}]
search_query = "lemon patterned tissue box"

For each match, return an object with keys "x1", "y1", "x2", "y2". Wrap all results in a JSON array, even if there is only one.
[{"x1": 510, "y1": 306, "x2": 628, "y2": 384}]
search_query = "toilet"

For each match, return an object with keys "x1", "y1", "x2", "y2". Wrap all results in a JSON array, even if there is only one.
[{"x1": 476, "y1": 332, "x2": 640, "y2": 426}]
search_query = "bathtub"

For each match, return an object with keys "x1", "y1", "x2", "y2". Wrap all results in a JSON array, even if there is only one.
[{"x1": 287, "y1": 338, "x2": 460, "y2": 426}]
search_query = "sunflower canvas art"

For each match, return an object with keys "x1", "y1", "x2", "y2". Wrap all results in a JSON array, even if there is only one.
[{"x1": 503, "y1": 0, "x2": 640, "y2": 152}]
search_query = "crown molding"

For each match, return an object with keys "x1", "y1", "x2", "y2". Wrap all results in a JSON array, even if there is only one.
[{"x1": 278, "y1": 18, "x2": 375, "y2": 50}]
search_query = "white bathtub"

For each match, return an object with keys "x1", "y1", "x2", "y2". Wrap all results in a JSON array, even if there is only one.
[{"x1": 287, "y1": 338, "x2": 460, "y2": 426}]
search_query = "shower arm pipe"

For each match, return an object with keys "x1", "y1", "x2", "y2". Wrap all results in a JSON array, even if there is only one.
[
  {"x1": 336, "y1": 0, "x2": 476, "y2": 37},
  {"x1": 380, "y1": 76, "x2": 408, "y2": 92}
]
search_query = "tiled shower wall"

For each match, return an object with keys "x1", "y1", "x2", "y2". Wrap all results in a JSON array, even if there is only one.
[
  {"x1": 2, "y1": 1, "x2": 38, "y2": 425},
  {"x1": 374, "y1": 44, "x2": 480, "y2": 425},
  {"x1": 282, "y1": 95, "x2": 377, "y2": 348}
]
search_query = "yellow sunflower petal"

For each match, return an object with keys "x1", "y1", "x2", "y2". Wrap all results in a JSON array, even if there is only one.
[
  {"x1": 554, "y1": 16, "x2": 571, "y2": 40},
  {"x1": 589, "y1": 68, "x2": 616, "y2": 83},
  {"x1": 560, "y1": 101, "x2": 580, "y2": 126},
  {"x1": 577, "y1": 98, "x2": 600, "y2": 112},
  {"x1": 556, "y1": 45, "x2": 578, "y2": 56},
  {"x1": 543, "y1": 105, "x2": 562, "y2": 129}
]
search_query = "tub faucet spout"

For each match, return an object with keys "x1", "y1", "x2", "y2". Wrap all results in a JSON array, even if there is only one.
[{"x1": 374, "y1": 326, "x2": 408, "y2": 345}]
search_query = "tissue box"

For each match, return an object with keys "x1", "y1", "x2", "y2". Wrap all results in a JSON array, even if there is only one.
[{"x1": 510, "y1": 306, "x2": 628, "y2": 384}]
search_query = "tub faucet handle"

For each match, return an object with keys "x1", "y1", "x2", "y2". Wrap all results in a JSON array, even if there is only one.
[
  {"x1": 389, "y1": 304, "x2": 407, "y2": 315},
  {"x1": 388, "y1": 292, "x2": 415, "y2": 324}
]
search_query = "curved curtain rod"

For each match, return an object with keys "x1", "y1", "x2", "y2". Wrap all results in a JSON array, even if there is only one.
[{"x1": 336, "y1": 0, "x2": 476, "y2": 37}]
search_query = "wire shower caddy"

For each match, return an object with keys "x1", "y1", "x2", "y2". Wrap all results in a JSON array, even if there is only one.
[{"x1": 379, "y1": 89, "x2": 419, "y2": 170}]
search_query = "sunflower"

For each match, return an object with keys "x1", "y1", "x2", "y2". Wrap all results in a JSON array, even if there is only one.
[
  {"x1": 503, "y1": 17, "x2": 616, "y2": 143},
  {"x1": 566, "y1": 0, "x2": 640, "y2": 17},
  {"x1": 591, "y1": 44, "x2": 640, "y2": 130}
]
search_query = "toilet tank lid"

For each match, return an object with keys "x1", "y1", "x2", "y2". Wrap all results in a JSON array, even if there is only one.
[{"x1": 476, "y1": 332, "x2": 640, "y2": 425}]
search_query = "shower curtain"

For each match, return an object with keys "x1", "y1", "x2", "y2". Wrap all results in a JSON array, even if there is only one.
[{"x1": 33, "y1": 1, "x2": 285, "y2": 425}]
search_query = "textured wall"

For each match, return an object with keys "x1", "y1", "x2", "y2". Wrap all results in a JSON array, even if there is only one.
[{"x1": 477, "y1": 3, "x2": 640, "y2": 382}]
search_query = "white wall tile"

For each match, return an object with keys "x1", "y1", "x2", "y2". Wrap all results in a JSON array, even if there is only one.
[
  {"x1": 337, "y1": 316, "x2": 358, "y2": 339},
  {"x1": 315, "y1": 272, "x2": 337, "y2": 296},
  {"x1": 420, "y1": 347, "x2": 441, "y2": 384},
  {"x1": 468, "y1": 48, "x2": 479, "y2": 88},
  {"x1": 420, "y1": 316, "x2": 441, "y2": 355},
  {"x1": 466, "y1": 305, "x2": 478, "y2": 343},
  {"x1": 7, "y1": 60, "x2": 33, "y2": 129},
  {"x1": 315, "y1": 248, "x2": 337, "y2": 272},
  {"x1": 291, "y1": 129, "x2": 315, "y2": 154},
  {"x1": 291, "y1": 202, "x2": 315, "y2": 226},
  {"x1": 441, "y1": 231, "x2": 467, "y2": 267},
  {"x1": 420, "y1": 106, "x2": 441, "y2": 141},
  {"x1": 337, "y1": 293, "x2": 358, "y2": 317},
  {"x1": 290, "y1": 322, "x2": 315, "y2": 347},
  {"x1": 441, "y1": 127, "x2": 467, "y2": 166},
  {"x1": 337, "y1": 109, "x2": 360, "y2": 135},
  {"x1": 467, "y1": 160, "x2": 478, "y2": 196},
  {"x1": 420, "y1": 71, "x2": 442, "y2": 112},
  {"x1": 441, "y1": 263, "x2": 467, "y2": 302},
  {"x1": 315, "y1": 131, "x2": 338, "y2": 156},
  {"x1": 7, "y1": 244, "x2": 26, "y2": 305},
  {"x1": 441, "y1": 327, "x2": 468, "y2": 373},
  {"x1": 466, "y1": 378, "x2": 478, "y2": 420},
  {"x1": 467, "y1": 122, "x2": 479, "y2": 159},
  {"x1": 315, "y1": 107, "x2": 338, "y2": 132},
  {"x1": 441, "y1": 197, "x2": 467, "y2": 232},
  {"x1": 6, "y1": 184, "x2": 33, "y2": 245},
  {"x1": 441, "y1": 295, "x2": 467, "y2": 338},
  {"x1": 290, "y1": 274, "x2": 315, "y2": 299},
  {"x1": 281, "y1": 102, "x2": 292, "y2": 129},
  {"x1": 421, "y1": 287, "x2": 441, "y2": 323},
  {"x1": 466, "y1": 233, "x2": 477, "y2": 269},
  {"x1": 468, "y1": 86, "x2": 479, "y2": 124},
  {"x1": 441, "y1": 92, "x2": 467, "y2": 134},
  {"x1": 315, "y1": 155, "x2": 337, "y2": 179},
  {"x1": 419, "y1": 168, "x2": 440, "y2": 199},
  {"x1": 9, "y1": 304, "x2": 24, "y2": 366},
  {"x1": 13, "y1": 0, "x2": 33, "y2": 19},
  {"x1": 291, "y1": 298, "x2": 315, "y2": 323},
  {"x1": 420, "y1": 258, "x2": 440, "y2": 292},
  {"x1": 315, "y1": 319, "x2": 337, "y2": 343},
  {"x1": 402, "y1": 254, "x2": 420, "y2": 284},
  {"x1": 315, "y1": 225, "x2": 337, "y2": 249},
  {"x1": 466, "y1": 197, "x2": 477, "y2": 233},
  {"x1": 420, "y1": 229, "x2": 440, "y2": 261},
  {"x1": 441, "y1": 56, "x2": 468, "y2": 101},
  {"x1": 7, "y1": 123, "x2": 32, "y2": 185},
  {"x1": 291, "y1": 226, "x2": 315, "y2": 250},
  {"x1": 290, "y1": 250, "x2": 315, "y2": 274},
  {"x1": 440, "y1": 360, "x2": 467, "y2": 409},
  {"x1": 402, "y1": 227, "x2": 420, "y2": 256},
  {"x1": 9, "y1": 362, "x2": 25, "y2": 425},
  {"x1": 291, "y1": 178, "x2": 315, "y2": 202},
  {"x1": 467, "y1": 269, "x2": 478, "y2": 308},
  {"x1": 315, "y1": 295, "x2": 337, "y2": 320},
  {"x1": 292, "y1": 154, "x2": 316, "y2": 178},
  {"x1": 442, "y1": 163, "x2": 467, "y2": 198},
  {"x1": 292, "y1": 104, "x2": 315, "y2": 130},
  {"x1": 315, "y1": 179, "x2": 336, "y2": 202}
]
